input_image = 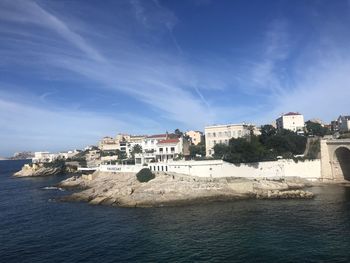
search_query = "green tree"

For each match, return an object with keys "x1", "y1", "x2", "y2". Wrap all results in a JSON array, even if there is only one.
[
  {"x1": 305, "y1": 121, "x2": 329, "y2": 137},
  {"x1": 189, "y1": 141, "x2": 206, "y2": 158},
  {"x1": 265, "y1": 129, "x2": 306, "y2": 155},
  {"x1": 213, "y1": 143, "x2": 230, "y2": 159},
  {"x1": 117, "y1": 150, "x2": 127, "y2": 161},
  {"x1": 136, "y1": 168, "x2": 155, "y2": 183},
  {"x1": 174, "y1": 129, "x2": 183, "y2": 137},
  {"x1": 225, "y1": 136, "x2": 270, "y2": 163},
  {"x1": 131, "y1": 144, "x2": 142, "y2": 157},
  {"x1": 260, "y1": 124, "x2": 277, "y2": 144}
]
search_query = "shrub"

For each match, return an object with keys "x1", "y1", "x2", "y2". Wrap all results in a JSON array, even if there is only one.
[{"x1": 136, "y1": 168, "x2": 155, "y2": 183}]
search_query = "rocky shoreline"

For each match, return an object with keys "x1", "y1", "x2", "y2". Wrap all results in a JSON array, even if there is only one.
[
  {"x1": 57, "y1": 171, "x2": 314, "y2": 207},
  {"x1": 13, "y1": 162, "x2": 79, "y2": 177}
]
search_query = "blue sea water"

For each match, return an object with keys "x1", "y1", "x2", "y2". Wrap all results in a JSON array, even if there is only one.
[{"x1": 1, "y1": 160, "x2": 350, "y2": 263}]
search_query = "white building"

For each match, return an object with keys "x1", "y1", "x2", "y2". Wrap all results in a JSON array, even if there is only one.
[
  {"x1": 142, "y1": 134, "x2": 168, "y2": 154},
  {"x1": 185, "y1": 130, "x2": 203, "y2": 145},
  {"x1": 338, "y1": 115, "x2": 350, "y2": 132},
  {"x1": 205, "y1": 123, "x2": 252, "y2": 156},
  {"x1": 32, "y1": 152, "x2": 59, "y2": 163},
  {"x1": 276, "y1": 112, "x2": 305, "y2": 134},
  {"x1": 135, "y1": 134, "x2": 189, "y2": 164},
  {"x1": 59, "y1": 150, "x2": 80, "y2": 160},
  {"x1": 156, "y1": 138, "x2": 189, "y2": 161},
  {"x1": 99, "y1": 134, "x2": 146, "y2": 158}
]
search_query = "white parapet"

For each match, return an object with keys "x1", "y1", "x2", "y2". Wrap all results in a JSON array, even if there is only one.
[{"x1": 148, "y1": 159, "x2": 321, "y2": 180}]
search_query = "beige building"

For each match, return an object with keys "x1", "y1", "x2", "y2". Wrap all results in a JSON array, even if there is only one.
[
  {"x1": 99, "y1": 134, "x2": 146, "y2": 157},
  {"x1": 99, "y1": 136, "x2": 119, "y2": 151},
  {"x1": 276, "y1": 112, "x2": 305, "y2": 134},
  {"x1": 185, "y1": 130, "x2": 203, "y2": 145},
  {"x1": 205, "y1": 123, "x2": 252, "y2": 156}
]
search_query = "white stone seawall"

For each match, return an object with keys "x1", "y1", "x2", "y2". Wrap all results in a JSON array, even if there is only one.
[
  {"x1": 148, "y1": 159, "x2": 321, "y2": 181},
  {"x1": 96, "y1": 159, "x2": 321, "y2": 181}
]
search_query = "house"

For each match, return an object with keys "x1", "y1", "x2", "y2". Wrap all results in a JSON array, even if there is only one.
[
  {"x1": 204, "y1": 123, "x2": 253, "y2": 156},
  {"x1": 338, "y1": 115, "x2": 350, "y2": 132},
  {"x1": 276, "y1": 112, "x2": 305, "y2": 134},
  {"x1": 185, "y1": 130, "x2": 203, "y2": 145},
  {"x1": 135, "y1": 133, "x2": 189, "y2": 164},
  {"x1": 156, "y1": 138, "x2": 189, "y2": 161}
]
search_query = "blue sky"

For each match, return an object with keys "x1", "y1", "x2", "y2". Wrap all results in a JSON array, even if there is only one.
[{"x1": 1, "y1": 0, "x2": 350, "y2": 156}]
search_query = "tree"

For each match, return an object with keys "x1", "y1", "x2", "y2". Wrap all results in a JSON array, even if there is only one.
[
  {"x1": 189, "y1": 141, "x2": 206, "y2": 158},
  {"x1": 260, "y1": 124, "x2": 277, "y2": 144},
  {"x1": 305, "y1": 121, "x2": 329, "y2": 137},
  {"x1": 136, "y1": 168, "x2": 155, "y2": 183},
  {"x1": 213, "y1": 143, "x2": 230, "y2": 159},
  {"x1": 174, "y1": 129, "x2": 183, "y2": 137},
  {"x1": 131, "y1": 144, "x2": 142, "y2": 157},
  {"x1": 117, "y1": 150, "x2": 127, "y2": 161},
  {"x1": 264, "y1": 129, "x2": 306, "y2": 155},
  {"x1": 225, "y1": 136, "x2": 270, "y2": 163}
]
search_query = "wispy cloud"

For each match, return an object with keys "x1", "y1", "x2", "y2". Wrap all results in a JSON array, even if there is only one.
[{"x1": 1, "y1": 0, "x2": 350, "y2": 155}]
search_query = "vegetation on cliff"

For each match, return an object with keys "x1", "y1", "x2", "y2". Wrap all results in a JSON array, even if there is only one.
[
  {"x1": 213, "y1": 126, "x2": 308, "y2": 163},
  {"x1": 136, "y1": 168, "x2": 155, "y2": 183}
]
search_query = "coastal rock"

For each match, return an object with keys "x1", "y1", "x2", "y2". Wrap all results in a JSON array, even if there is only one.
[
  {"x1": 58, "y1": 171, "x2": 315, "y2": 207},
  {"x1": 14, "y1": 163, "x2": 63, "y2": 177},
  {"x1": 256, "y1": 189, "x2": 314, "y2": 199}
]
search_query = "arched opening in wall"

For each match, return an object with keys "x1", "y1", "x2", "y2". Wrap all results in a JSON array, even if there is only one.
[{"x1": 334, "y1": 147, "x2": 350, "y2": 181}]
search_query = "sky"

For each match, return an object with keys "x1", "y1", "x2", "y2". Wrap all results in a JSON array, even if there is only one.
[{"x1": 1, "y1": 0, "x2": 350, "y2": 156}]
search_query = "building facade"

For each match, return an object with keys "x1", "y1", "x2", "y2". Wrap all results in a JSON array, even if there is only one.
[
  {"x1": 276, "y1": 112, "x2": 305, "y2": 134},
  {"x1": 32, "y1": 152, "x2": 59, "y2": 163},
  {"x1": 185, "y1": 130, "x2": 203, "y2": 145},
  {"x1": 135, "y1": 133, "x2": 189, "y2": 164},
  {"x1": 99, "y1": 136, "x2": 119, "y2": 151},
  {"x1": 338, "y1": 115, "x2": 350, "y2": 132},
  {"x1": 204, "y1": 124, "x2": 252, "y2": 156}
]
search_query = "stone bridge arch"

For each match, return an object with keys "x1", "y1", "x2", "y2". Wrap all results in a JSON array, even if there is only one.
[{"x1": 321, "y1": 139, "x2": 350, "y2": 181}]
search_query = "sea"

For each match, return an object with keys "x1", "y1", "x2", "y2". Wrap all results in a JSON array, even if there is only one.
[{"x1": 1, "y1": 160, "x2": 350, "y2": 263}]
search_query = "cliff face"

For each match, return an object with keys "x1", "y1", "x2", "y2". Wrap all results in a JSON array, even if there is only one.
[{"x1": 58, "y1": 171, "x2": 314, "y2": 207}]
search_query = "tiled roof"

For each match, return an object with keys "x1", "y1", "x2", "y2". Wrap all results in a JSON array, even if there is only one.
[
  {"x1": 283, "y1": 112, "x2": 301, "y2": 116},
  {"x1": 157, "y1": 138, "x2": 179, "y2": 144},
  {"x1": 146, "y1": 134, "x2": 168, "y2": 139}
]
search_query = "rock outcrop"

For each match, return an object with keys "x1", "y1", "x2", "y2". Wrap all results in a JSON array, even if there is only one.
[
  {"x1": 14, "y1": 163, "x2": 63, "y2": 177},
  {"x1": 58, "y1": 171, "x2": 314, "y2": 207},
  {"x1": 14, "y1": 161, "x2": 80, "y2": 177}
]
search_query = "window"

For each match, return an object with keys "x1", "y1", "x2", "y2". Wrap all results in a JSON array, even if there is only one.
[
  {"x1": 218, "y1": 132, "x2": 222, "y2": 137},
  {"x1": 213, "y1": 132, "x2": 216, "y2": 137},
  {"x1": 213, "y1": 140, "x2": 216, "y2": 145},
  {"x1": 232, "y1": 131, "x2": 236, "y2": 137},
  {"x1": 171, "y1": 147, "x2": 175, "y2": 152},
  {"x1": 159, "y1": 148, "x2": 163, "y2": 152},
  {"x1": 207, "y1": 132, "x2": 211, "y2": 137}
]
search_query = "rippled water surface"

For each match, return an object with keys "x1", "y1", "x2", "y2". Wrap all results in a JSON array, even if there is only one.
[{"x1": 1, "y1": 160, "x2": 350, "y2": 262}]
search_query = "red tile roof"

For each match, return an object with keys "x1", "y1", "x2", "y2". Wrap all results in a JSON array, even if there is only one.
[
  {"x1": 146, "y1": 134, "x2": 168, "y2": 139},
  {"x1": 157, "y1": 138, "x2": 179, "y2": 144},
  {"x1": 283, "y1": 112, "x2": 301, "y2": 116}
]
